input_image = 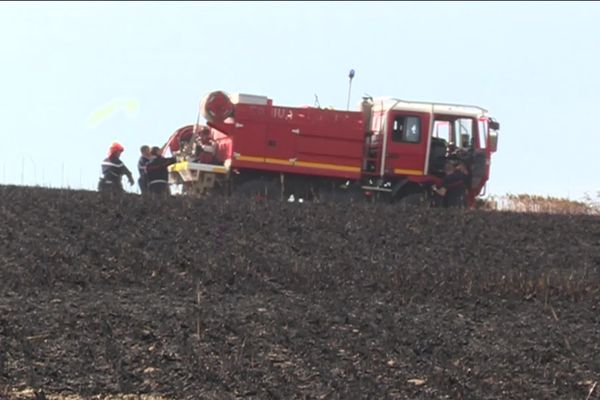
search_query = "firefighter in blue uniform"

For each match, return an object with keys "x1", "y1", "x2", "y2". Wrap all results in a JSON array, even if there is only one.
[
  {"x1": 137, "y1": 145, "x2": 152, "y2": 195},
  {"x1": 98, "y1": 142, "x2": 134, "y2": 193}
]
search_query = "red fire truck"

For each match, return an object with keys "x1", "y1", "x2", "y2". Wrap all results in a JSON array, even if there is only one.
[{"x1": 165, "y1": 90, "x2": 499, "y2": 207}]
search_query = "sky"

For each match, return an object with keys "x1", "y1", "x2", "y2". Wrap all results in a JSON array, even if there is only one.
[{"x1": 1, "y1": 1, "x2": 599, "y2": 201}]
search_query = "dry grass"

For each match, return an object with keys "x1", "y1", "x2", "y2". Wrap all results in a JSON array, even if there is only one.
[
  {"x1": 4, "y1": 388, "x2": 169, "y2": 400},
  {"x1": 479, "y1": 193, "x2": 600, "y2": 215}
]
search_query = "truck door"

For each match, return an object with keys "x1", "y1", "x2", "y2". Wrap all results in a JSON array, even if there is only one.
[{"x1": 384, "y1": 111, "x2": 430, "y2": 177}]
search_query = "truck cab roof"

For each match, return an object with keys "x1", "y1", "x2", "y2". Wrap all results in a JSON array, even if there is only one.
[{"x1": 371, "y1": 97, "x2": 490, "y2": 119}]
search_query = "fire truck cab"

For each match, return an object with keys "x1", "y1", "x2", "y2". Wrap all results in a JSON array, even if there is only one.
[{"x1": 362, "y1": 97, "x2": 499, "y2": 205}]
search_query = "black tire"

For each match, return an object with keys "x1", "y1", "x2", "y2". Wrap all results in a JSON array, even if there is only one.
[
  {"x1": 395, "y1": 191, "x2": 429, "y2": 208},
  {"x1": 234, "y1": 179, "x2": 281, "y2": 201}
]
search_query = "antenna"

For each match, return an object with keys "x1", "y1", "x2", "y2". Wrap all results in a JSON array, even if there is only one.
[
  {"x1": 346, "y1": 69, "x2": 355, "y2": 110},
  {"x1": 314, "y1": 94, "x2": 321, "y2": 108}
]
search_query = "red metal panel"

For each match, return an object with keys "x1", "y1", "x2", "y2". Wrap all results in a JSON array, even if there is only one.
[
  {"x1": 212, "y1": 98, "x2": 365, "y2": 180},
  {"x1": 296, "y1": 136, "x2": 362, "y2": 162},
  {"x1": 294, "y1": 117, "x2": 364, "y2": 175},
  {"x1": 229, "y1": 158, "x2": 359, "y2": 180},
  {"x1": 265, "y1": 119, "x2": 297, "y2": 162}
]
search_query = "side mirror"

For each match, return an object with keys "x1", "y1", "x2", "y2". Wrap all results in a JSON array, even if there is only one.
[
  {"x1": 489, "y1": 119, "x2": 500, "y2": 130},
  {"x1": 489, "y1": 130, "x2": 499, "y2": 152}
]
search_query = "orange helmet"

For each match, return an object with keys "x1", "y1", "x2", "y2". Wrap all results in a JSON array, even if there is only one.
[{"x1": 108, "y1": 142, "x2": 124, "y2": 156}]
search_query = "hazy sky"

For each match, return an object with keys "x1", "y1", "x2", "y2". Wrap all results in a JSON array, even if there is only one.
[{"x1": 1, "y1": 1, "x2": 598, "y2": 200}]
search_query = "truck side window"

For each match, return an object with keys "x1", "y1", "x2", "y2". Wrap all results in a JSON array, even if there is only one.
[{"x1": 392, "y1": 116, "x2": 421, "y2": 143}]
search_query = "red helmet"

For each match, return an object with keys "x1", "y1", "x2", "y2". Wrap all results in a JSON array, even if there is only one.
[{"x1": 108, "y1": 142, "x2": 124, "y2": 156}]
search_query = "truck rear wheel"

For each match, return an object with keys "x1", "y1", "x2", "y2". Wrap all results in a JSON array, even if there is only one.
[
  {"x1": 395, "y1": 191, "x2": 429, "y2": 208},
  {"x1": 234, "y1": 179, "x2": 281, "y2": 201}
]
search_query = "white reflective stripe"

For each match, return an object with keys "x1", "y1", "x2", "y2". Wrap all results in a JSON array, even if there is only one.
[
  {"x1": 149, "y1": 179, "x2": 169, "y2": 185},
  {"x1": 102, "y1": 161, "x2": 124, "y2": 168}
]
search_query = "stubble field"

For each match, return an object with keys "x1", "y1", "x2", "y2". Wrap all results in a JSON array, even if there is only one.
[{"x1": 0, "y1": 185, "x2": 599, "y2": 399}]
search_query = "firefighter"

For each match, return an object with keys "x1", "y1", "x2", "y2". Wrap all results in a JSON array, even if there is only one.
[
  {"x1": 137, "y1": 145, "x2": 151, "y2": 195},
  {"x1": 432, "y1": 161, "x2": 469, "y2": 208},
  {"x1": 146, "y1": 146, "x2": 177, "y2": 196},
  {"x1": 98, "y1": 142, "x2": 134, "y2": 193}
]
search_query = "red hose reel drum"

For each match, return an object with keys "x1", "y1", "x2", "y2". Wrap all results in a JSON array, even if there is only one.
[{"x1": 200, "y1": 91, "x2": 234, "y2": 123}]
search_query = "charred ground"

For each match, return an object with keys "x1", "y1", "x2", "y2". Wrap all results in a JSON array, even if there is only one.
[{"x1": 0, "y1": 185, "x2": 599, "y2": 399}]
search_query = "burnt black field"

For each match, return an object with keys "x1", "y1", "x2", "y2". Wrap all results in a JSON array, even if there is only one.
[{"x1": 1, "y1": 185, "x2": 599, "y2": 400}]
